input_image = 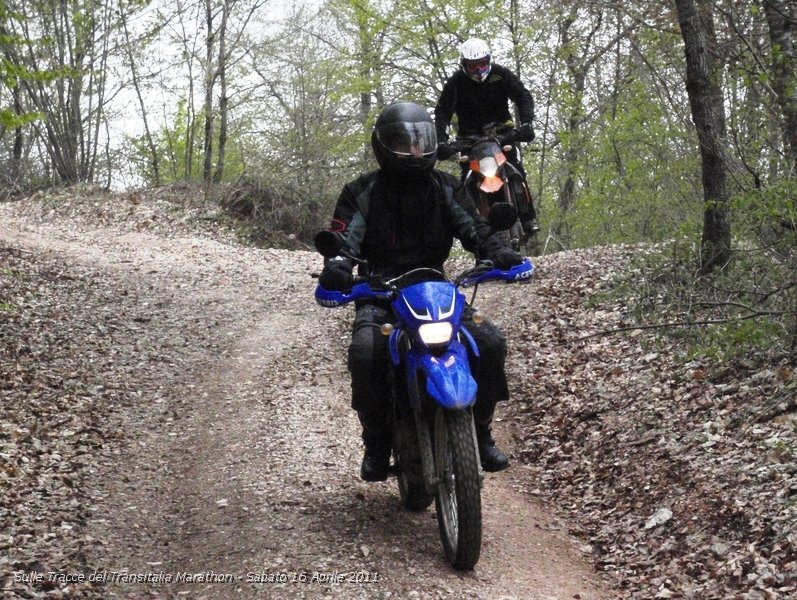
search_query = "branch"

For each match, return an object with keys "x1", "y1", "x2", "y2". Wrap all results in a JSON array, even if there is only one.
[
  {"x1": 692, "y1": 300, "x2": 785, "y2": 313},
  {"x1": 561, "y1": 311, "x2": 782, "y2": 345}
]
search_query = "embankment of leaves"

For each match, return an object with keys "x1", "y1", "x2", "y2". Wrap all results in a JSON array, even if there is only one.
[
  {"x1": 505, "y1": 244, "x2": 797, "y2": 598},
  {"x1": 0, "y1": 238, "x2": 230, "y2": 598},
  {"x1": 6, "y1": 181, "x2": 323, "y2": 251},
  {"x1": 217, "y1": 176, "x2": 323, "y2": 250},
  {"x1": 1, "y1": 244, "x2": 125, "y2": 597}
]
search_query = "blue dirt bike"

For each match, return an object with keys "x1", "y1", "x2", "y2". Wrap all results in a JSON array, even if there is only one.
[{"x1": 314, "y1": 220, "x2": 533, "y2": 570}]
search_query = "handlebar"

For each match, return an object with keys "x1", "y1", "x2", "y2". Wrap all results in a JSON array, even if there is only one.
[
  {"x1": 438, "y1": 128, "x2": 519, "y2": 161},
  {"x1": 351, "y1": 266, "x2": 448, "y2": 292},
  {"x1": 315, "y1": 259, "x2": 534, "y2": 307}
]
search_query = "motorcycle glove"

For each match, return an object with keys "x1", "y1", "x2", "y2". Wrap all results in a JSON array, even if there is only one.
[
  {"x1": 516, "y1": 123, "x2": 535, "y2": 143},
  {"x1": 492, "y1": 248, "x2": 525, "y2": 270},
  {"x1": 319, "y1": 256, "x2": 354, "y2": 291}
]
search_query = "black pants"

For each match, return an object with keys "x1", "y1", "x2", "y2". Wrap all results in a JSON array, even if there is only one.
[{"x1": 347, "y1": 302, "x2": 509, "y2": 424}]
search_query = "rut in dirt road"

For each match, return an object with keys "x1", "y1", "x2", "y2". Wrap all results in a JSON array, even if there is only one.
[{"x1": 1, "y1": 204, "x2": 617, "y2": 599}]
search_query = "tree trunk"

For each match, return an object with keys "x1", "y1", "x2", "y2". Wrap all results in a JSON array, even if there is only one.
[
  {"x1": 554, "y1": 12, "x2": 586, "y2": 250},
  {"x1": 121, "y1": 6, "x2": 160, "y2": 185},
  {"x1": 675, "y1": 0, "x2": 731, "y2": 273},
  {"x1": 202, "y1": 0, "x2": 216, "y2": 183},
  {"x1": 213, "y1": 0, "x2": 229, "y2": 184},
  {"x1": 509, "y1": 0, "x2": 524, "y2": 88},
  {"x1": 12, "y1": 85, "x2": 23, "y2": 181},
  {"x1": 762, "y1": 0, "x2": 797, "y2": 173}
]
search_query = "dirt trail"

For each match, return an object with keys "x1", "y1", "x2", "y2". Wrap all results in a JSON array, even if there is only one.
[{"x1": 1, "y1": 203, "x2": 616, "y2": 599}]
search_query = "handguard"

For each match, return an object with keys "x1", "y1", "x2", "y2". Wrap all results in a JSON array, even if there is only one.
[
  {"x1": 314, "y1": 282, "x2": 392, "y2": 307},
  {"x1": 459, "y1": 258, "x2": 534, "y2": 288}
]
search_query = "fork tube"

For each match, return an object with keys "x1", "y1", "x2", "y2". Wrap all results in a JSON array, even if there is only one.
[
  {"x1": 408, "y1": 371, "x2": 439, "y2": 493},
  {"x1": 414, "y1": 406, "x2": 438, "y2": 493}
]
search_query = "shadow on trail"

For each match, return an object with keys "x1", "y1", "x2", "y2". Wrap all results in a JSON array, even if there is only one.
[{"x1": 297, "y1": 478, "x2": 464, "y2": 574}]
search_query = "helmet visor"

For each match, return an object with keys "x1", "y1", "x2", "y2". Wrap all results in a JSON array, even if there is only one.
[
  {"x1": 463, "y1": 57, "x2": 490, "y2": 74},
  {"x1": 376, "y1": 121, "x2": 437, "y2": 157}
]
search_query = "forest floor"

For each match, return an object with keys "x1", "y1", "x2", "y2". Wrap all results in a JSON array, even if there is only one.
[{"x1": 1, "y1": 186, "x2": 795, "y2": 599}]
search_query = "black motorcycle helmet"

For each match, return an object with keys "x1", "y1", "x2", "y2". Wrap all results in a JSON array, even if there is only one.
[{"x1": 371, "y1": 101, "x2": 437, "y2": 178}]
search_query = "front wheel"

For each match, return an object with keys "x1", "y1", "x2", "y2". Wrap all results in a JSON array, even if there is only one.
[{"x1": 433, "y1": 408, "x2": 482, "y2": 570}]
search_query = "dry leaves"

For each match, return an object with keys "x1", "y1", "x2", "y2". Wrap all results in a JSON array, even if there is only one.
[
  {"x1": 495, "y1": 246, "x2": 797, "y2": 598},
  {"x1": 3, "y1": 191, "x2": 796, "y2": 598}
]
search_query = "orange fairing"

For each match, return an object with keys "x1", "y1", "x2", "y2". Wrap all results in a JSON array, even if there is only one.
[
  {"x1": 473, "y1": 151, "x2": 506, "y2": 193},
  {"x1": 480, "y1": 176, "x2": 504, "y2": 193}
]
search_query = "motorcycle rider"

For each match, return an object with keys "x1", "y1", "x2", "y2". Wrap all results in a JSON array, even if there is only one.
[
  {"x1": 318, "y1": 101, "x2": 524, "y2": 481},
  {"x1": 434, "y1": 37, "x2": 539, "y2": 235}
]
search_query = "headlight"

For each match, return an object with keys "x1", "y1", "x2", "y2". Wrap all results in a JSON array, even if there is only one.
[
  {"x1": 478, "y1": 156, "x2": 499, "y2": 178},
  {"x1": 417, "y1": 322, "x2": 453, "y2": 346}
]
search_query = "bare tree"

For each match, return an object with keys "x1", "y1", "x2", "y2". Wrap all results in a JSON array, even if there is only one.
[
  {"x1": 762, "y1": 0, "x2": 797, "y2": 173},
  {"x1": 194, "y1": 0, "x2": 265, "y2": 183},
  {"x1": 173, "y1": 0, "x2": 202, "y2": 180},
  {"x1": 120, "y1": 3, "x2": 160, "y2": 185},
  {"x1": 212, "y1": 0, "x2": 230, "y2": 183},
  {"x1": 11, "y1": 85, "x2": 23, "y2": 181},
  {"x1": 202, "y1": 0, "x2": 216, "y2": 182},
  {"x1": 1, "y1": 0, "x2": 118, "y2": 184}
]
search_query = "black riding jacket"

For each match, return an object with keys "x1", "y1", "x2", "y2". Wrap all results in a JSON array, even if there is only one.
[
  {"x1": 434, "y1": 64, "x2": 534, "y2": 141},
  {"x1": 327, "y1": 169, "x2": 505, "y2": 279}
]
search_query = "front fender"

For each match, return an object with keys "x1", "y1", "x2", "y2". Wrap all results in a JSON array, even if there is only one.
[{"x1": 407, "y1": 341, "x2": 477, "y2": 410}]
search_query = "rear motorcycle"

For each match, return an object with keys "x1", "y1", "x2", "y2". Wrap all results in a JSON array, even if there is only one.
[
  {"x1": 442, "y1": 123, "x2": 538, "y2": 255},
  {"x1": 314, "y1": 214, "x2": 533, "y2": 570}
]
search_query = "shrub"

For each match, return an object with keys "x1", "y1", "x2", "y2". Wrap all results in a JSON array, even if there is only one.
[{"x1": 221, "y1": 176, "x2": 324, "y2": 248}]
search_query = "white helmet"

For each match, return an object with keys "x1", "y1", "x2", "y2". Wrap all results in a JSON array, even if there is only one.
[{"x1": 459, "y1": 38, "x2": 492, "y2": 82}]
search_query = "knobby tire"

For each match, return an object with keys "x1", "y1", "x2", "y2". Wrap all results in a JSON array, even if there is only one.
[{"x1": 433, "y1": 408, "x2": 482, "y2": 570}]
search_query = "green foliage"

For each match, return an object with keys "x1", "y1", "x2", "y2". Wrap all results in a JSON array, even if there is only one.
[
  {"x1": 0, "y1": 2, "x2": 40, "y2": 130},
  {"x1": 733, "y1": 179, "x2": 797, "y2": 238},
  {"x1": 0, "y1": 106, "x2": 38, "y2": 129},
  {"x1": 686, "y1": 317, "x2": 782, "y2": 362},
  {"x1": 545, "y1": 39, "x2": 704, "y2": 250},
  {"x1": 127, "y1": 100, "x2": 249, "y2": 186},
  {"x1": 625, "y1": 232, "x2": 797, "y2": 364}
]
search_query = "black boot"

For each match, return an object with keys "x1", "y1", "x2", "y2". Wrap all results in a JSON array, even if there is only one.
[
  {"x1": 520, "y1": 207, "x2": 540, "y2": 235},
  {"x1": 513, "y1": 180, "x2": 540, "y2": 235},
  {"x1": 357, "y1": 411, "x2": 390, "y2": 482},
  {"x1": 522, "y1": 218, "x2": 540, "y2": 234},
  {"x1": 474, "y1": 419, "x2": 509, "y2": 473}
]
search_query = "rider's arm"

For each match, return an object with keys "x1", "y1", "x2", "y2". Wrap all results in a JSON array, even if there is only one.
[
  {"x1": 503, "y1": 66, "x2": 534, "y2": 126},
  {"x1": 434, "y1": 78, "x2": 457, "y2": 143},
  {"x1": 328, "y1": 179, "x2": 361, "y2": 234},
  {"x1": 445, "y1": 173, "x2": 518, "y2": 262},
  {"x1": 326, "y1": 173, "x2": 373, "y2": 259}
]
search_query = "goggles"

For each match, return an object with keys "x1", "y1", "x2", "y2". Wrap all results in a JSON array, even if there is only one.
[{"x1": 463, "y1": 57, "x2": 491, "y2": 73}]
